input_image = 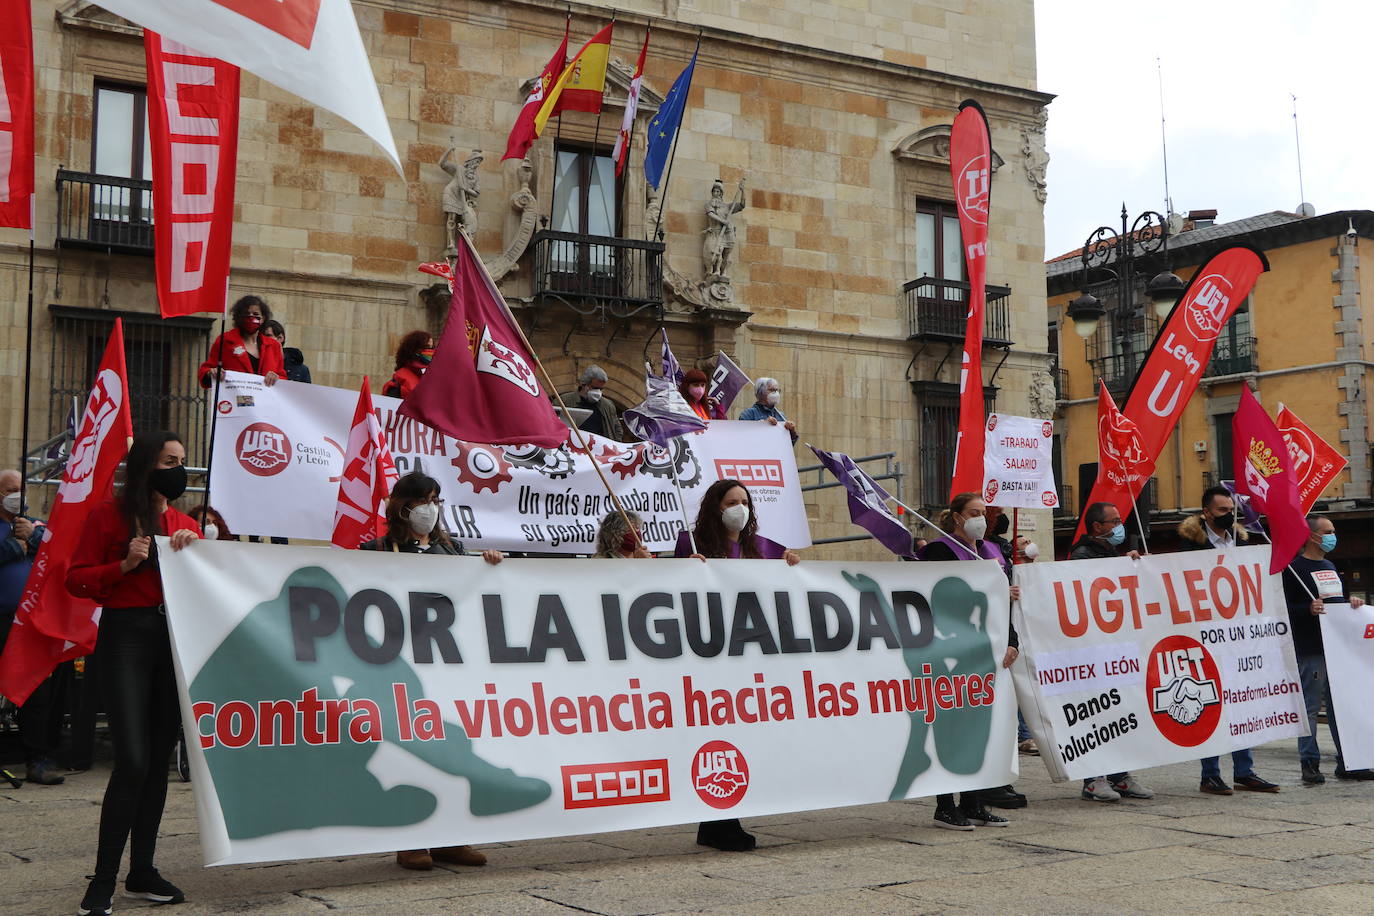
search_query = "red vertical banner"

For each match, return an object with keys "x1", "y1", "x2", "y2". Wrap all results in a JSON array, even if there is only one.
[
  {"x1": 0, "y1": 0, "x2": 35, "y2": 229},
  {"x1": 948, "y1": 99, "x2": 992, "y2": 499},
  {"x1": 145, "y1": 33, "x2": 240, "y2": 317},
  {"x1": 1074, "y1": 245, "x2": 1269, "y2": 539},
  {"x1": 331, "y1": 377, "x2": 400, "y2": 549}
]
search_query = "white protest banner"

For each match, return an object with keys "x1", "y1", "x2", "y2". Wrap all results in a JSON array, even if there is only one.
[
  {"x1": 158, "y1": 539, "x2": 1016, "y2": 865},
  {"x1": 982, "y1": 413, "x2": 1057, "y2": 509},
  {"x1": 1012, "y1": 546, "x2": 1307, "y2": 781},
  {"x1": 1319, "y1": 603, "x2": 1374, "y2": 769},
  {"x1": 208, "y1": 373, "x2": 810, "y2": 552}
]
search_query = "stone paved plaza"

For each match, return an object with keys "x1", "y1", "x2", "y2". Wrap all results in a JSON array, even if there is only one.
[{"x1": 5, "y1": 729, "x2": 1374, "y2": 915}]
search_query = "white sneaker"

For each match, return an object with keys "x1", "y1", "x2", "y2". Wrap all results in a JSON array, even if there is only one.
[
  {"x1": 1112, "y1": 776, "x2": 1155, "y2": 799},
  {"x1": 1081, "y1": 777, "x2": 1121, "y2": 802}
]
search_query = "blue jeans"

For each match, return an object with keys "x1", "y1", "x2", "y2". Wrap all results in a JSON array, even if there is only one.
[
  {"x1": 1017, "y1": 710, "x2": 1030, "y2": 742},
  {"x1": 1298, "y1": 654, "x2": 1343, "y2": 767},
  {"x1": 1201, "y1": 749, "x2": 1254, "y2": 780}
]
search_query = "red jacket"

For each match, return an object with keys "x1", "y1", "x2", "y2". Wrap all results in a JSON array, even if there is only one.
[
  {"x1": 66, "y1": 500, "x2": 202, "y2": 608},
  {"x1": 199, "y1": 328, "x2": 285, "y2": 387},
  {"x1": 383, "y1": 365, "x2": 424, "y2": 400}
]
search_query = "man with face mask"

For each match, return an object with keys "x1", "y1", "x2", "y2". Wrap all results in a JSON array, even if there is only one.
[
  {"x1": 0, "y1": 469, "x2": 65, "y2": 786},
  {"x1": 1178, "y1": 486, "x2": 1279, "y2": 795},
  {"x1": 573, "y1": 365, "x2": 623, "y2": 440},
  {"x1": 1285, "y1": 515, "x2": 1373, "y2": 784},
  {"x1": 738, "y1": 377, "x2": 798, "y2": 444},
  {"x1": 1068, "y1": 502, "x2": 1152, "y2": 802}
]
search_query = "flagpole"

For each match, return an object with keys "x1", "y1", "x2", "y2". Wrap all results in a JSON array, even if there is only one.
[
  {"x1": 200, "y1": 283, "x2": 231, "y2": 513},
  {"x1": 650, "y1": 31, "x2": 700, "y2": 243},
  {"x1": 18, "y1": 196, "x2": 35, "y2": 503},
  {"x1": 1245, "y1": 526, "x2": 1321, "y2": 603},
  {"x1": 1125, "y1": 483, "x2": 1151, "y2": 554},
  {"x1": 587, "y1": 15, "x2": 615, "y2": 174},
  {"x1": 666, "y1": 451, "x2": 698, "y2": 555}
]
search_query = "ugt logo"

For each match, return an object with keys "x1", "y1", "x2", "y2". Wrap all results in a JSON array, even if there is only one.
[
  {"x1": 1146, "y1": 635, "x2": 1222, "y2": 747},
  {"x1": 236, "y1": 422, "x2": 291, "y2": 477},
  {"x1": 957, "y1": 153, "x2": 990, "y2": 228},
  {"x1": 1183, "y1": 274, "x2": 1233, "y2": 343},
  {"x1": 692, "y1": 740, "x2": 749, "y2": 809}
]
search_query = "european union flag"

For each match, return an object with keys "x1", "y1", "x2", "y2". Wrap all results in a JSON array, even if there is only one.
[{"x1": 644, "y1": 50, "x2": 697, "y2": 190}]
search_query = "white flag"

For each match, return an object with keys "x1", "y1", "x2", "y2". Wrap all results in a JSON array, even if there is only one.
[{"x1": 92, "y1": 0, "x2": 399, "y2": 172}]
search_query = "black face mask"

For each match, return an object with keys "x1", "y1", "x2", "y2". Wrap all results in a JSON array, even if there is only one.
[
  {"x1": 1213, "y1": 511, "x2": 1235, "y2": 531},
  {"x1": 151, "y1": 465, "x2": 188, "y2": 500}
]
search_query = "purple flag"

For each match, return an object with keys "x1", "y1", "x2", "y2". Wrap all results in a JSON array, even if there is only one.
[
  {"x1": 809, "y1": 445, "x2": 914, "y2": 558},
  {"x1": 623, "y1": 378, "x2": 707, "y2": 447},
  {"x1": 710, "y1": 351, "x2": 751, "y2": 415},
  {"x1": 660, "y1": 327, "x2": 683, "y2": 386},
  {"x1": 1222, "y1": 480, "x2": 1266, "y2": 534}
]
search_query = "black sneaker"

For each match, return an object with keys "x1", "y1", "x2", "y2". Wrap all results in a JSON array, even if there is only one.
[
  {"x1": 695, "y1": 819, "x2": 756, "y2": 852},
  {"x1": 932, "y1": 807, "x2": 975, "y2": 831},
  {"x1": 1335, "y1": 766, "x2": 1374, "y2": 781},
  {"x1": 961, "y1": 805, "x2": 1010, "y2": 827},
  {"x1": 25, "y1": 758, "x2": 65, "y2": 786},
  {"x1": 125, "y1": 868, "x2": 185, "y2": 904},
  {"x1": 1301, "y1": 761, "x2": 1325, "y2": 785},
  {"x1": 982, "y1": 785, "x2": 1028, "y2": 809},
  {"x1": 1199, "y1": 775, "x2": 1233, "y2": 795},
  {"x1": 78, "y1": 876, "x2": 115, "y2": 915}
]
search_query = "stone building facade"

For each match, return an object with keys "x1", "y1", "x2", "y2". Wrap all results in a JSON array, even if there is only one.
[{"x1": 0, "y1": 0, "x2": 1053, "y2": 557}]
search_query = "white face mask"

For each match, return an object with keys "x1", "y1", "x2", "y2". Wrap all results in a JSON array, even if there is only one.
[
  {"x1": 203, "y1": 523, "x2": 220, "y2": 541},
  {"x1": 407, "y1": 503, "x2": 440, "y2": 536},
  {"x1": 962, "y1": 514, "x2": 987, "y2": 541},
  {"x1": 721, "y1": 503, "x2": 750, "y2": 533},
  {"x1": 766, "y1": 391, "x2": 780, "y2": 406},
  {"x1": 584, "y1": 389, "x2": 604, "y2": 403},
  {"x1": 1, "y1": 492, "x2": 22, "y2": 515},
  {"x1": 1023, "y1": 542, "x2": 1040, "y2": 560}
]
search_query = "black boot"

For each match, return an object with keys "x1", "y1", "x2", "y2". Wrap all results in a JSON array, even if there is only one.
[{"x1": 696, "y1": 818, "x2": 756, "y2": 851}]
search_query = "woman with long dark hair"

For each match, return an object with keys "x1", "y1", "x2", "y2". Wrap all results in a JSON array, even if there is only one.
[
  {"x1": 198, "y1": 294, "x2": 285, "y2": 388},
  {"x1": 361, "y1": 470, "x2": 501, "y2": 870},
  {"x1": 382, "y1": 330, "x2": 435, "y2": 401},
  {"x1": 678, "y1": 368, "x2": 724, "y2": 422},
  {"x1": 66, "y1": 431, "x2": 203, "y2": 915},
  {"x1": 674, "y1": 479, "x2": 799, "y2": 851}
]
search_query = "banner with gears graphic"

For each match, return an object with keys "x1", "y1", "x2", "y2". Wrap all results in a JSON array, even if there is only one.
[
  {"x1": 1011, "y1": 546, "x2": 1307, "y2": 781},
  {"x1": 159, "y1": 540, "x2": 1015, "y2": 865},
  {"x1": 208, "y1": 373, "x2": 810, "y2": 551}
]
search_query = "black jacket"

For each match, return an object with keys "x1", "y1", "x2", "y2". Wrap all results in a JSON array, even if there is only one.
[
  {"x1": 283, "y1": 347, "x2": 311, "y2": 384},
  {"x1": 1068, "y1": 536, "x2": 1119, "y2": 561}
]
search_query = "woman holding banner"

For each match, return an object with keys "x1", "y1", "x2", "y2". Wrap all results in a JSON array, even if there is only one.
[
  {"x1": 593, "y1": 510, "x2": 653, "y2": 558},
  {"x1": 361, "y1": 470, "x2": 501, "y2": 870},
  {"x1": 678, "y1": 368, "x2": 725, "y2": 422},
  {"x1": 67, "y1": 431, "x2": 203, "y2": 915},
  {"x1": 382, "y1": 330, "x2": 435, "y2": 401},
  {"x1": 676, "y1": 479, "x2": 799, "y2": 851},
  {"x1": 198, "y1": 295, "x2": 284, "y2": 387},
  {"x1": 917, "y1": 492, "x2": 1022, "y2": 829}
]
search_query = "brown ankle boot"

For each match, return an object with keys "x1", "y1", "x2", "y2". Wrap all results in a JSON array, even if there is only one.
[
  {"x1": 395, "y1": 849, "x2": 434, "y2": 870},
  {"x1": 430, "y1": 845, "x2": 488, "y2": 867}
]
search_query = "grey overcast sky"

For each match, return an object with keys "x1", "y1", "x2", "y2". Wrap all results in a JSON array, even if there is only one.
[{"x1": 1034, "y1": 0, "x2": 1372, "y2": 260}]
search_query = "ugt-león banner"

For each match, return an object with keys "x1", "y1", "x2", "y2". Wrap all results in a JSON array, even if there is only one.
[
  {"x1": 158, "y1": 539, "x2": 1016, "y2": 864},
  {"x1": 209, "y1": 372, "x2": 811, "y2": 552},
  {"x1": 1319, "y1": 603, "x2": 1374, "y2": 770},
  {"x1": 1012, "y1": 547, "x2": 1307, "y2": 781}
]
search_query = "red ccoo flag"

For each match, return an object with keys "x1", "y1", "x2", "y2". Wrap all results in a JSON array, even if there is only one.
[
  {"x1": 331, "y1": 377, "x2": 400, "y2": 549},
  {"x1": 400, "y1": 232, "x2": 568, "y2": 448},
  {"x1": 0, "y1": 320, "x2": 133, "y2": 704},
  {"x1": 503, "y1": 19, "x2": 569, "y2": 161},
  {"x1": 1233, "y1": 387, "x2": 1308, "y2": 574},
  {"x1": 0, "y1": 0, "x2": 35, "y2": 229}
]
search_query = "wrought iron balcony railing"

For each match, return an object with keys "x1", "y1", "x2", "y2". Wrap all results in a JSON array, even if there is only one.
[
  {"x1": 1089, "y1": 352, "x2": 1139, "y2": 393},
  {"x1": 903, "y1": 276, "x2": 1013, "y2": 346},
  {"x1": 56, "y1": 169, "x2": 154, "y2": 254},
  {"x1": 1054, "y1": 366, "x2": 1069, "y2": 400},
  {"x1": 1055, "y1": 483, "x2": 1074, "y2": 518},
  {"x1": 1205, "y1": 336, "x2": 1258, "y2": 377},
  {"x1": 532, "y1": 230, "x2": 664, "y2": 316}
]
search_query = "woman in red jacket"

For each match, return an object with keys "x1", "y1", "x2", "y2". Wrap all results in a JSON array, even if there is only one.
[
  {"x1": 382, "y1": 329, "x2": 435, "y2": 400},
  {"x1": 198, "y1": 295, "x2": 285, "y2": 388},
  {"x1": 68, "y1": 431, "x2": 202, "y2": 915}
]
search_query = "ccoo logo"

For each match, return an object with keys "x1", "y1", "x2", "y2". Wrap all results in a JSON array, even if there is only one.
[
  {"x1": 236, "y1": 422, "x2": 291, "y2": 477},
  {"x1": 1145, "y1": 635, "x2": 1222, "y2": 747},
  {"x1": 692, "y1": 740, "x2": 749, "y2": 809}
]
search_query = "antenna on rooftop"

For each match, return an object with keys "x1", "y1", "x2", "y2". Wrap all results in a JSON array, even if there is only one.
[
  {"x1": 1292, "y1": 94, "x2": 1313, "y2": 216},
  {"x1": 1157, "y1": 57, "x2": 1173, "y2": 218}
]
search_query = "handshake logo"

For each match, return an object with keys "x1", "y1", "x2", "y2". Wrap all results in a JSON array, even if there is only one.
[
  {"x1": 692, "y1": 740, "x2": 749, "y2": 810},
  {"x1": 1152, "y1": 675, "x2": 1220, "y2": 725},
  {"x1": 1146, "y1": 635, "x2": 1223, "y2": 746}
]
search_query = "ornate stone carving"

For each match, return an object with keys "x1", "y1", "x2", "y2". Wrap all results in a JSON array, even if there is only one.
[
  {"x1": 1021, "y1": 109, "x2": 1049, "y2": 204},
  {"x1": 487, "y1": 158, "x2": 541, "y2": 284},
  {"x1": 893, "y1": 125, "x2": 1005, "y2": 172},
  {"x1": 441, "y1": 144, "x2": 482, "y2": 255},
  {"x1": 1028, "y1": 371, "x2": 1057, "y2": 419}
]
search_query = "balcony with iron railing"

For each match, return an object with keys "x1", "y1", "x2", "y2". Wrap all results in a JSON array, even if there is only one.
[
  {"x1": 1054, "y1": 366, "x2": 1069, "y2": 400},
  {"x1": 56, "y1": 169, "x2": 154, "y2": 254},
  {"x1": 1205, "y1": 336, "x2": 1258, "y2": 377},
  {"x1": 1054, "y1": 483, "x2": 1074, "y2": 517},
  {"x1": 903, "y1": 276, "x2": 1013, "y2": 346},
  {"x1": 532, "y1": 230, "x2": 665, "y2": 317}
]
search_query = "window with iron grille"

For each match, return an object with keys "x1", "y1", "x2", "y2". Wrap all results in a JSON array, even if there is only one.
[
  {"x1": 1214, "y1": 412, "x2": 1235, "y2": 482},
  {"x1": 914, "y1": 381, "x2": 997, "y2": 508},
  {"x1": 49, "y1": 306, "x2": 214, "y2": 465}
]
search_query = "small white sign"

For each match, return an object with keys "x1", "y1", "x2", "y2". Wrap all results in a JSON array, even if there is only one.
[{"x1": 983, "y1": 413, "x2": 1058, "y2": 509}]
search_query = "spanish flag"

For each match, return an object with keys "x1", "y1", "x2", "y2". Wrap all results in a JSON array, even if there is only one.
[{"x1": 533, "y1": 22, "x2": 614, "y2": 135}]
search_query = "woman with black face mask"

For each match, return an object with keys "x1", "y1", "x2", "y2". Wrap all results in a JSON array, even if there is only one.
[
  {"x1": 198, "y1": 294, "x2": 285, "y2": 388},
  {"x1": 66, "y1": 431, "x2": 203, "y2": 915}
]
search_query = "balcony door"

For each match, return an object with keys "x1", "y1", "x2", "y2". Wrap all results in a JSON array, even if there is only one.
[
  {"x1": 550, "y1": 145, "x2": 618, "y2": 288},
  {"x1": 90, "y1": 83, "x2": 153, "y2": 241}
]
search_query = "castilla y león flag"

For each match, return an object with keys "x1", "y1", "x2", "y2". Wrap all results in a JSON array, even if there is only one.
[
  {"x1": 0, "y1": 0, "x2": 35, "y2": 230},
  {"x1": 1075, "y1": 245, "x2": 1269, "y2": 540},
  {"x1": 331, "y1": 377, "x2": 399, "y2": 549},
  {"x1": 1276, "y1": 404, "x2": 1347, "y2": 513},
  {"x1": 145, "y1": 33, "x2": 239, "y2": 317},
  {"x1": 399, "y1": 232, "x2": 568, "y2": 448},
  {"x1": 1233, "y1": 387, "x2": 1308, "y2": 573},
  {"x1": 0, "y1": 320, "x2": 132, "y2": 704},
  {"x1": 948, "y1": 99, "x2": 992, "y2": 500}
]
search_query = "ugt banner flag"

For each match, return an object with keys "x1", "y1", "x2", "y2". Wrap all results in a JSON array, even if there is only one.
[
  {"x1": 0, "y1": 320, "x2": 132, "y2": 704},
  {"x1": 0, "y1": 0, "x2": 35, "y2": 229},
  {"x1": 331, "y1": 377, "x2": 399, "y2": 549},
  {"x1": 1096, "y1": 381, "x2": 1153, "y2": 504},
  {"x1": 91, "y1": 0, "x2": 400, "y2": 170},
  {"x1": 1276, "y1": 404, "x2": 1347, "y2": 513},
  {"x1": 145, "y1": 33, "x2": 239, "y2": 318},
  {"x1": 1233, "y1": 387, "x2": 1308, "y2": 574}
]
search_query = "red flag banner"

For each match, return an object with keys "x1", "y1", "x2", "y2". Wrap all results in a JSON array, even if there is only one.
[
  {"x1": 1096, "y1": 381, "x2": 1153, "y2": 502},
  {"x1": 503, "y1": 22, "x2": 569, "y2": 161},
  {"x1": 1074, "y1": 245, "x2": 1269, "y2": 539},
  {"x1": 1276, "y1": 404, "x2": 1348, "y2": 513},
  {"x1": 1233, "y1": 387, "x2": 1308, "y2": 573},
  {"x1": 533, "y1": 22, "x2": 614, "y2": 135},
  {"x1": 399, "y1": 232, "x2": 569, "y2": 448},
  {"x1": 145, "y1": 33, "x2": 240, "y2": 317},
  {"x1": 0, "y1": 0, "x2": 35, "y2": 229},
  {"x1": 948, "y1": 99, "x2": 991, "y2": 499},
  {"x1": 0, "y1": 320, "x2": 132, "y2": 704},
  {"x1": 613, "y1": 30, "x2": 649, "y2": 177},
  {"x1": 331, "y1": 377, "x2": 399, "y2": 549}
]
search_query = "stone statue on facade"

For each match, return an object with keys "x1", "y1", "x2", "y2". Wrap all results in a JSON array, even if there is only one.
[
  {"x1": 487, "y1": 158, "x2": 542, "y2": 284},
  {"x1": 1028, "y1": 370, "x2": 1058, "y2": 419},
  {"x1": 441, "y1": 144, "x2": 483, "y2": 254},
  {"x1": 702, "y1": 178, "x2": 745, "y2": 280}
]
